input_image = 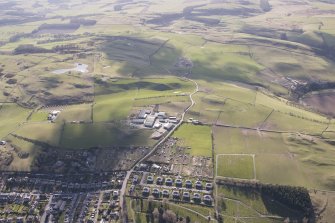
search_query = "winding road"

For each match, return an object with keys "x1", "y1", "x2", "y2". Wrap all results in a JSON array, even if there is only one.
[{"x1": 119, "y1": 77, "x2": 199, "y2": 222}]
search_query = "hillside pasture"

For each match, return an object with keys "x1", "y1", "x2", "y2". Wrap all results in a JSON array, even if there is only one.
[
  {"x1": 0, "y1": 103, "x2": 31, "y2": 139},
  {"x1": 217, "y1": 154, "x2": 255, "y2": 179},
  {"x1": 214, "y1": 126, "x2": 335, "y2": 190},
  {"x1": 60, "y1": 123, "x2": 155, "y2": 149},
  {"x1": 173, "y1": 123, "x2": 212, "y2": 157}
]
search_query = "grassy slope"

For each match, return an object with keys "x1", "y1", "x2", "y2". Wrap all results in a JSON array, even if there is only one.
[{"x1": 173, "y1": 123, "x2": 212, "y2": 157}]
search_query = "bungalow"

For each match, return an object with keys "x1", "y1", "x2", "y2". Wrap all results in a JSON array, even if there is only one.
[
  {"x1": 146, "y1": 176, "x2": 154, "y2": 184},
  {"x1": 205, "y1": 183, "x2": 213, "y2": 191},
  {"x1": 193, "y1": 193, "x2": 201, "y2": 203},
  {"x1": 142, "y1": 187, "x2": 150, "y2": 197},
  {"x1": 203, "y1": 195, "x2": 212, "y2": 205},
  {"x1": 185, "y1": 180, "x2": 192, "y2": 189},
  {"x1": 175, "y1": 179, "x2": 183, "y2": 187},
  {"x1": 156, "y1": 177, "x2": 163, "y2": 185},
  {"x1": 172, "y1": 191, "x2": 180, "y2": 200},
  {"x1": 195, "y1": 181, "x2": 202, "y2": 190},
  {"x1": 152, "y1": 188, "x2": 160, "y2": 198},
  {"x1": 182, "y1": 192, "x2": 190, "y2": 201},
  {"x1": 165, "y1": 178, "x2": 173, "y2": 186},
  {"x1": 162, "y1": 190, "x2": 169, "y2": 198}
]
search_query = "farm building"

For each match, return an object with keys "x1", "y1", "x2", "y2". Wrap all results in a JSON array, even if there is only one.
[
  {"x1": 137, "y1": 110, "x2": 148, "y2": 119},
  {"x1": 131, "y1": 119, "x2": 145, "y2": 124},
  {"x1": 157, "y1": 112, "x2": 166, "y2": 118},
  {"x1": 144, "y1": 115, "x2": 157, "y2": 127},
  {"x1": 163, "y1": 123, "x2": 174, "y2": 131}
]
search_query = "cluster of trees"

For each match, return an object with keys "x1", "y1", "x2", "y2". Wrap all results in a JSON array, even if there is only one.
[
  {"x1": 216, "y1": 180, "x2": 313, "y2": 216},
  {"x1": 262, "y1": 184, "x2": 313, "y2": 215},
  {"x1": 33, "y1": 23, "x2": 80, "y2": 33},
  {"x1": 53, "y1": 44, "x2": 80, "y2": 53},
  {"x1": 292, "y1": 81, "x2": 335, "y2": 99},
  {"x1": 14, "y1": 44, "x2": 51, "y2": 54},
  {"x1": 69, "y1": 18, "x2": 97, "y2": 26}
]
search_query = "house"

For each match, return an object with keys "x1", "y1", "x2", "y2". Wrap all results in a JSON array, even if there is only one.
[
  {"x1": 193, "y1": 193, "x2": 201, "y2": 203},
  {"x1": 144, "y1": 115, "x2": 156, "y2": 128},
  {"x1": 165, "y1": 178, "x2": 173, "y2": 186},
  {"x1": 132, "y1": 175, "x2": 138, "y2": 185},
  {"x1": 172, "y1": 191, "x2": 180, "y2": 200},
  {"x1": 162, "y1": 190, "x2": 169, "y2": 198},
  {"x1": 183, "y1": 192, "x2": 190, "y2": 201},
  {"x1": 185, "y1": 180, "x2": 192, "y2": 189},
  {"x1": 205, "y1": 183, "x2": 213, "y2": 191},
  {"x1": 203, "y1": 195, "x2": 212, "y2": 205},
  {"x1": 195, "y1": 181, "x2": 202, "y2": 190},
  {"x1": 152, "y1": 188, "x2": 160, "y2": 198},
  {"x1": 142, "y1": 187, "x2": 150, "y2": 196},
  {"x1": 175, "y1": 179, "x2": 182, "y2": 187},
  {"x1": 146, "y1": 176, "x2": 154, "y2": 184},
  {"x1": 113, "y1": 190, "x2": 119, "y2": 198},
  {"x1": 156, "y1": 177, "x2": 163, "y2": 185}
]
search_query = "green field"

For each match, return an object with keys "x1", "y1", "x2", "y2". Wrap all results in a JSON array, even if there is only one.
[
  {"x1": 60, "y1": 123, "x2": 155, "y2": 149},
  {"x1": 217, "y1": 185, "x2": 304, "y2": 221},
  {"x1": 213, "y1": 126, "x2": 335, "y2": 190},
  {"x1": 217, "y1": 155, "x2": 255, "y2": 179},
  {"x1": 14, "y1": 122, "x2": 63, "y2": 146},
  {"x1": 173, "y1": 123, "x2": 212, "y2": 157},
  {"x1": 0, "y1": 104, "x2": 31, "y2": 139}
]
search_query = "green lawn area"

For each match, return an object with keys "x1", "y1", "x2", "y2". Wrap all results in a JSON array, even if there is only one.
[
  {"x1": 60, "y1": 123, "x2": 155, "y2": 149},
  {"x1": 217, "y1": 155, "x2": 255, "y2": 179},
  {"x1": 173, "y1": 123, "x2": 212, "y2": 157}
]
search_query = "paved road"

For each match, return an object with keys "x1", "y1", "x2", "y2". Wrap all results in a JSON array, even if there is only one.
[
  {"x1": 40, "y1": 194, "x2": 53, "y2": 223},
  {"x1": 120, "y1": 77, "x2": 198, "y2": 222}
]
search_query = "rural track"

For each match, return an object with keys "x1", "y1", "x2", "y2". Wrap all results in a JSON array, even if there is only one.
[{"x1": 119, "y1": 77, "x2": 199, "y2": 222}]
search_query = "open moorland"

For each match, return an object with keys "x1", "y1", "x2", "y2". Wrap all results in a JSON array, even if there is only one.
[{"x1": 0, "y1": 0, "x2": 335, "y2": 222}]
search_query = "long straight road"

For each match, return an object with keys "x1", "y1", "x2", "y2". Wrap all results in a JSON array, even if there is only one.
[{"x1": 119, "y1": 77, "x2": 198, "y2": 222}]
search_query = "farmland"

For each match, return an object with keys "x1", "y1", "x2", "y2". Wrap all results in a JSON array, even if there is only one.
[
  {"x1": 0, "y1": 0, "x2": 334, "y2": 221},
  {"x1": 173, "y1": 124, "x2": 212, "y2": 157}
]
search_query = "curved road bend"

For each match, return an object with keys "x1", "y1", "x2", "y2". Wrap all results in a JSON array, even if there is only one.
[{"x1": 120, "y1": 78, "x2": 199, "y2": 221}]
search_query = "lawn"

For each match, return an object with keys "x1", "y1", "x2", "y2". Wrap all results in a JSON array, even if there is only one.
[
  {"x1": 217, "y1": 154, "x2": 255, "y2": 179},
  {"x1": 173, "y1": 123, "x2": 212, "y2": 157}
]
